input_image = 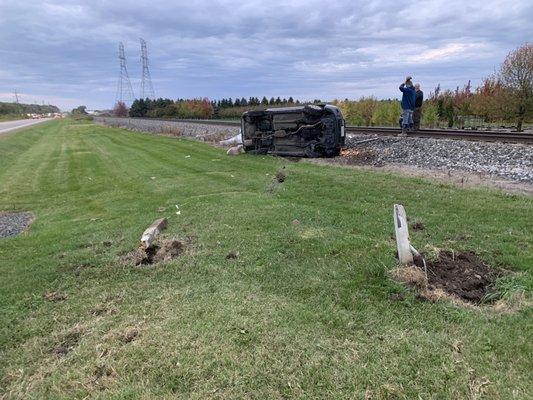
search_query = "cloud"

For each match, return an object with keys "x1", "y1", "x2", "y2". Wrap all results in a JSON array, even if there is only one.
[{"x1": 0, "y1": 0, "x2": 531, "y2": 110}]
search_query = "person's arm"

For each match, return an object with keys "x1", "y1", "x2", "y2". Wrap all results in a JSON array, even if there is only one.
[{"x1": 399, "y1": 83, "x2": 405, "y2": 92}]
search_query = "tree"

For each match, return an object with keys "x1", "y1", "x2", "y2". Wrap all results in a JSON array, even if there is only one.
[
  {"x1": 113, "y1": 101, "x2": 128, "y2": 117},
  {"x1": 288, "y1": 97, "x2": 294, "y2": 104},
  {"x1": 269, "y1": 97, "x2": 275, "y2": 105},
  {"x1": 261, "y1": 96, "x2": 269, "y2": 105},
  {"x1": 129, "y1": 99, "x2": 147, "y2": 117},
  {"x1": 71, "y1": 105, "x2": 87, "y2": 115},
  {"x1": 499, "y1": 43, "x2": 533, "y2": 131}
]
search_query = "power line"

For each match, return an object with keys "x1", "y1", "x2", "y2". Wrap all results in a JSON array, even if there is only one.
[
  {"x1": 140, "y1": 38, "x2": 155, "y2": 99},
  {"x1": 116, "y1": 42, "x2": 135, "y2": 105}
]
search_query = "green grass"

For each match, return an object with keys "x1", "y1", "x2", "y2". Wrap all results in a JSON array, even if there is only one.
[
  {"x1": 0, "y1": 114, "x2": 28, "y2": 122},
  {"x1": 0, "y1": 119, "x2": 531, "y2": 399}
]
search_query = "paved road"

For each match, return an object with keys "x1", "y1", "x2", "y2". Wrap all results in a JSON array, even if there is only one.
[{"x1": 0, "y1": 118, "x2": 53, "y2": 135}]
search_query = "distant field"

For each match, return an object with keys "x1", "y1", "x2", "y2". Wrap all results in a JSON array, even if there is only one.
[{"x1": 0, "y1": 119, "x2": 531, "y2": 399}]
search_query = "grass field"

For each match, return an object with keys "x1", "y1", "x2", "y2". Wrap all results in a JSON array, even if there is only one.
[{"x1": 0, "y1": 119, "x2": 531, "y2": 399}]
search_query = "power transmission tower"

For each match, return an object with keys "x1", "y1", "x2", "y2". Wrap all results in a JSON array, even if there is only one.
[
  {"x1": 116, "y1": 42, "x2": 135, "y2": 105},
  {"x1": 140, "y1": 38, "x2": 155, "y2": 99},
  {"x1": 14, "y1": 90, "x2": 19, "y2": 103}
]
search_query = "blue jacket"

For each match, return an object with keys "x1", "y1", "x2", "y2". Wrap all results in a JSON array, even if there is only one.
[{"x1": 399, "y1": 84, "x2": 416, "y2": 110}]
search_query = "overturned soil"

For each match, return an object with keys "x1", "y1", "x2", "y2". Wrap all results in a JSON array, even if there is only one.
[
  {"x1": 413, "y1": 251, "x2": 497, "y2": 303},
  {"x1": 340, "y1": 148, "x2": 379, "y2": 166},
  {"x1": 122, "y1": 239, "x2": 184, "y2": 266}
]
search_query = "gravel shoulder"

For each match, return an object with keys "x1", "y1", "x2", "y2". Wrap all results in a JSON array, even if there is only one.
[{"x1": 0, "y1": 212, "x2": 34, "y2": 238}]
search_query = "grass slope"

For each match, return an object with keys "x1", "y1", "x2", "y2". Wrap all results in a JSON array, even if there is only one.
[{"x1": 0, "y1": 119, "x2": 531, "y2": 399}]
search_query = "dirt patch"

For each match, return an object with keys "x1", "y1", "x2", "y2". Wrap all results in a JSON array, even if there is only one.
[
  {"x1": 340, "y1": 148, "x2": 379, "y2": 166},
  {"x1": 419, "y1": 251, "x2": 496, "y2": 303},
  {"x1": 276, "y1": 170, "x2": 286, "y2": 183},
  {"x1": 43, "y1": 291, "x2": 68, "y2": 302},
  {"x1": 52, "y1": 326, "x2": 84, "y2": 357},
  {"x1": 119, "y1": 328, "x2": 138, "y2": 343},
  {"x1": 411, "y1": 221, "x2": 425, "y2": 231},
  {"x1": 394, "y1": 251, "x2": 498, "y2": 304},
  {"x1": 226, "y1": 250, "x2": 238, "y2": 259},
  {"x1": 121, "y1": 238, "x2": 184, "y2": 266}
]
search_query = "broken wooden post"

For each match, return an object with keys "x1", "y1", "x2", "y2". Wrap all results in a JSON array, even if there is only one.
[
  {"x1": 140, "y1": 218, "x2": 167, "y2": 249},
  {"x1": 394, "y1": 204, "x2": 413, "y2": 264}
]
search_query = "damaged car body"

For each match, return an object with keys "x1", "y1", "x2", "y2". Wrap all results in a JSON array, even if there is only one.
[{"x1": 241, "y1": 104, "x2": 345, "y2": 157}]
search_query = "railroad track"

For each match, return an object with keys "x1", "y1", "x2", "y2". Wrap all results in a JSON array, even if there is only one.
[
  {"x1": 346, "y1": 126, "x2": 533, "y2": 144},
  {"x1": 123, "y1": 118, "x2": 533, "y2": 144}
]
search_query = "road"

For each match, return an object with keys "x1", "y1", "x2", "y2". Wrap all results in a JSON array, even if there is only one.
[{"x1": 0, "y1": 118, "x2": 53, "y2": 135}]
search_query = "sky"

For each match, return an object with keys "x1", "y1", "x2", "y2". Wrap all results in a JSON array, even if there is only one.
[{"x1": 0, "y1": 0, "x2": 531, "y2": 111}]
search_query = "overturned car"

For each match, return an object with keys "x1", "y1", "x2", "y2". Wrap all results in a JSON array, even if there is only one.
[{"x1": 241, "y1": 104, "x2": 345, "y2": 157}]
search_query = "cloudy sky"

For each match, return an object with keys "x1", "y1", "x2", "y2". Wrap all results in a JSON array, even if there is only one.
[{"x1": 0, "y1": 0, "x2": 531, "y2": 110}]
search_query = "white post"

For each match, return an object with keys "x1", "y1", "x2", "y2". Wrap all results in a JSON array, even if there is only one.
[{"x1": 394, "y1": 204, "x2": 413, "y2": 264}]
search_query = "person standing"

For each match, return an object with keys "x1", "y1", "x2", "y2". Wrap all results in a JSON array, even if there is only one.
[
  {"x1": 413, "y1": 83, "x2": 424, "y2": 130},
  {"x1": 399, "y1": 76, "x2": 416, "y2": 134}
]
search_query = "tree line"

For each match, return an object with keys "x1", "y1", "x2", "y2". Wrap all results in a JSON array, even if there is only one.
[
  {"x1": 0, "y1": 102, "x2": 60, "y2": 116},
  {"x1": 125, "y1": 96, "x2": 307, "y2": 119}
]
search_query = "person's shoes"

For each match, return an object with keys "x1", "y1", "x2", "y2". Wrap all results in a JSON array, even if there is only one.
[{"x1": 398, "y1": 127, "x2": 407, "y2": 137}]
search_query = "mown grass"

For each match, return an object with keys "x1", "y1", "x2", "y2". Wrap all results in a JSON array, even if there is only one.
[{"x1": 0, "y1": 119, "x2": 531, "y2": 399}]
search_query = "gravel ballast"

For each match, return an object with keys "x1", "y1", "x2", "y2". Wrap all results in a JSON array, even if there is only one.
[
  {"x1": 345, "y1": 135, "x2": 533, "y2": 183},
  {"x1": 0, "y1": 212, "x2": 33, "y2": 239}
]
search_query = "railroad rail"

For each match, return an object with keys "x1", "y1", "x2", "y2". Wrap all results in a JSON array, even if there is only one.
[
  {"x1": 117, "y1": 118, "x2": 533, "y2": 144},
  {"x1": 346, "y1": 126, "x2": 533, "y2": 144}
]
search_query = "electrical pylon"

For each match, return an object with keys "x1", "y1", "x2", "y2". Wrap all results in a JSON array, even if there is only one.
[
  {"x1": 140, "y1": 38, "x2": 155, "y2": 99},
  {"x1": 116, "y1": 42, "x2": 135, "y2": 104}
]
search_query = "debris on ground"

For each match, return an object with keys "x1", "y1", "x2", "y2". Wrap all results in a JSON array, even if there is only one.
[
  {"x1": 52, "y1": 326, "x2": 83, "y2": 357},
  {"x1": 44, "y1": 291, "x2": 68, "y2": 302},
  {"x1": 227, "y1": 144, "x2": 244, "y2": 155},
  {"x1": 219, "y1": 133, "x2": 243, "y2": 146},
  {"x1": 411, "y1": 221, "x2": 425, "y2": 231},
  {"x1": 340, "y1": 148, "x2": 379, "y2": 166},
  {"x1": 393, "y1": 250, "x2": 498, "y2": 304},
  {"x1": 292, "y1": 219, "x2": 300, "y2": 226},
  {"x1": 124, "y1": 238, "x2": 184, "y2": 266},
  {"x1": 0, "y1": 211, "x2": 33, "y2": 239},
  {"x1": 226, "y1": 250, "x2": 238, "y2": 259},
  {"x1": 122, "y1": 216, "x2": 184, "y2": 266},
  {"x1": 389, "y1": 293, "x2": 406, "y2": 302},
  {"x1": 119, "y1": 328, "x2": 138, "y2": 343},
  {"x1": 52, "y1": 346, "x2": 69, "y2": 357},
  {"x1": 151, "y1": 239, "x2": 183, "y2": 263},
  {"x1": 276, "y1": 170, "x2": 286, "y2": 182}
]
